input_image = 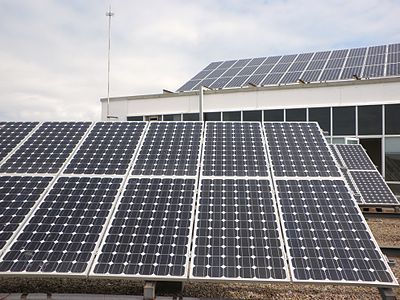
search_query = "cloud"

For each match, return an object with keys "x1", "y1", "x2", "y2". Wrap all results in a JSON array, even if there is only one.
[{"x1": 0, "y1": 0, "x2": 399, "y2": 121}]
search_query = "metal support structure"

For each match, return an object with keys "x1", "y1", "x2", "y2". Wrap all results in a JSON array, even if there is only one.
[
  {"x1": 106, "y1": 5, "x2": 114, "y2": 120},
  {"x1": 199, "y1": 86, "x2": 204, "y2": 122},
  {"x1": 143, "y1": 281, "x2": 156, "y2": 300},
  {"x1": 378, "y1": 287, "x2": 397, "y2": 300}
]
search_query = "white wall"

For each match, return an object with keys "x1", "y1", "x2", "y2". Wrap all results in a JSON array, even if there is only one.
[{"x1": 101, "y1": 80, "x2": 400, "y2": 120}]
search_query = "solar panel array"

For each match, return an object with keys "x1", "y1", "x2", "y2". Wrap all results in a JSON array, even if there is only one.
[
  {"x1": 177, "y1": 43, "x2": 400, "y2": 91},
  {"x1": 332, "y1": 144, "x2": 399, "y2": 205},
  {"x1": 191, "y1": 122, "x2": 289, "y2": 282},
  {"x1": 263, "y1": 122, "x2": 397, "y2": 286},
  {"x1": 0, "y1": 121, "x2": 397, "y2": 287},
  {"x1": 91, "y1": 122, "x2": 203, "y2": 280}
]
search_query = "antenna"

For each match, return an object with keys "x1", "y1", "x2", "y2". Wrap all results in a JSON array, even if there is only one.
[{"x1": 106, "y1": 5, "x2": 114, "y2": 120}]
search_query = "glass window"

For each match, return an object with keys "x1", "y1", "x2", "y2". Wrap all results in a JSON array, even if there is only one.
[
  {"x1": 127, "y1": 116, "x2": 143, "y2": 121},
  {"x1": 163, "y1": 114, "x2": 181, "y2": 121},
  {"x1": 358, "y1": 105, "x2": 382, "y2": 135},
  {"x1": 333, "y1": 106, "x2": 355, "y2": 135},
  {"x1": 388, "y1": 183, "x2": 400, "y2": 196},
  {"x1": 182, "y1": 113, "x2": 199, "y2": 121},
  {"x1": 243, "y1": 110, "x2": 262, "y2": 121},
  {"x1": 332, "y1": 137, "x2": 346, "y2": 144},
  {"x1": 385, "y1": 104, "x2": 400, "y2": 134},
  {"x1": 286, "y1": 108, "x2": 306, "y2": 121},
  {"x1": 204, "y1": 112, "x2": 221, "y2": 121},
  {"x1": 385, "y1": 137, "x2": 400, "y2": 181},
  {"x1": 223, "y1": 111, "x2": 241, "y2": 121},
  {"x1": 264, "y1": 109, "x2": 284, "y2": 121},
  {"x1": 309, "y1": 107, "x2": 330, "y2": 134}
]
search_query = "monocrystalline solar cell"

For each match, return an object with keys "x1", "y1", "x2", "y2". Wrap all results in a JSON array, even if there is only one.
[
  {"x1": 335, "y1": 144, "x2": 375, "y2": 170},
  {"x1": 0, "y1": 122, "x2": 90, "y2": 174},
  {"x1": 288, "y1": 61, "x2": 308, "y2": 72},
  {"x1": 261, "y1": 73, "x2": 284, "y2": 85},
  {"x1": 342, "y1": 170, "x2": 363, "y2": 204},
  {"x1": 0, "y1": 176, "x2": 123, "y2": 275},
  {"x1": 350, "y1": 171, "x2": 399, "y2": 205},
  {"x1": 275, "y1": 179, "x2": 397, "y2": 286},
  {"x1": 367, "y1": 45, "x2": 386, "y2": 56},
  {"x1": 325, "y1": 58, "x2": 346, "y2": 69},
  {"x1": 191, "y1": 178, "x2": 289, "y2": 281},
  {"x1": 306, "y1": 60, "x2": 326, "y2": 70},
  {"x1": 363, "y1": 65, "x2": 385, "y2": 78},
  {"x1": 279, "y1": 72, "x2": 302, "y2": 84},
  {"x1": 348, "y1": 48, "x2": 367, "y2": 57},
  {"x1": 132, "y1": 122, "x2": 202, "y2": 177},
  {"x1": 279, "y1": 55, "x2": 297, "y2": 64},
  {"x1": 253, "y1": 64, "x2": 274, "y2": 75},
  {"x1": 270, "y1": 63, "x2": 291, "y2": 73},
  {"x1": 330, "y1": 49, "x2": 348, "y2": 59},
  {"x1": 64, "y1": 122, "x2": 146, "y2": 175},
  {"x1": 301, "y1": 70, "x2": 322, "y2": 82},
  {"x1": 0, "y1": 176, "x2": 53, "y2": 252},
  {"x1": 345, "y1": 56, "x2": 365, "y2": 67},
  {"x1": 388, "y1": 43, "x2": 400, "y2": 53},
  {"x1": 387, "y1": 63, "x2": 400, "y2": 76},
  {"x1": 340, "y1": 67, "x2": 362, "y2": 79},
  {"x1": 246, "y1": 74, "x2": 267, "y2": 85},
  {"x1": 202, "y1": 122, "x2": 269, "y2": 177},
  {"x1": 264, "y1": 122, "x2": 341, "y2": 177},
  {"x1": 365, "y1": 55, "x2": 385, "y2": 65},
  {"x1": 0, "y1": 122, "x2": 38, "y2": 162},
  {"x1": 329, "y1": 145, "x2": 344, "y2": 168},
  {"x1": 92, "y1": 177, "x2": 196, "y2": 279},
  {"x1": 320, "y1": 69, "x2": 341, "y2": 81},
  {"x1": 388, "y1": 52, "x2": 400, "y2": 64},
  {"x1": 313, "y1": 51, "x2": 331, "y2": 60}
]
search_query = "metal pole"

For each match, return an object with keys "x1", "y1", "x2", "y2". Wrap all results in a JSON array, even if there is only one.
[
  {"x1": 106, "y1": 6, "x2": 114, "y2": 120},
  {"x1": 199, "y1": 86, "x2": 204, "y2": 121}
]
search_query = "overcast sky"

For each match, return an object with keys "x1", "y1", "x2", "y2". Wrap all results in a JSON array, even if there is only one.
[{"x1": 0, "y1": 0, "x2": 399, "y2": 121}]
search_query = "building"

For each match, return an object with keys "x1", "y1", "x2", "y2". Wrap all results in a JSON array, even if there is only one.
[{"x1": 101, "y1": 43, "x2": 400, "y2": 195}]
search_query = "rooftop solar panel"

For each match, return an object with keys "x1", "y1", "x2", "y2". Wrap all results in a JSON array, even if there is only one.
[
  {"x1": 350, "y1": 171, "x2": 399, "y2": 205},
  {"x1": 0, "y1": 122, "x2": 91, "y2": 174},
  {"x1": 0, "y1": 176, "x2": 53, "y2": 252},
  {"x1": 335, "y1": 144, "x2": 376, "y2": 171},
  {"x1": 275, "y1": 179, "x2": 397, "y2": 286},
  {"x1": 64, "y1": 122, "x2": 146, "y2": 175},
  {"x1": 190, "y1": 178, "x2": 289, "y2": 282},
  {"x1": 0, "y1": 176, "x2": 123, "y2": 276},
  {"x1": 202, "y1": 122, "x2": 269, "y2": 177},
  {"x1": 264, "y1": 122, "x2": 341, "y2": 177},
  {"x1": 177, "y1": 43, "x2": 399, "y2": 91},
  {"x1": 0, "y1": 122, "x2": 38, "y2": 162},
  {"x1": 132, "y1": 122, "x2": 202, "y2": 177},
  {"x1": 91, "y1": 177, "x2": 196, "y2": 279}
]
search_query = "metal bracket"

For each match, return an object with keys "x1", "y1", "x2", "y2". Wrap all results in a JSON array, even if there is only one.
[
  {"x1": 143, "y1": 281, "x2": 157, "y2": 300},
  {"x1": 378, "y1": 287, "x2": 397, "y2": 300}
]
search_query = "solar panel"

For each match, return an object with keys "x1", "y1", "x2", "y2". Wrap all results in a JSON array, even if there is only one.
[
  {"x1": 177, "y1": 43, "x2": 399, "y2": 91},
  {"x1": 329, "y1": 145, "x2": 344, "y2": 168},
  {"x1": 342, "y1": 170, "x2": 363, "y2": 204},
  {"x1": 64, "y1": 122, "x2": 146, "y2": 175},
  {"x1": 91, "y1": 177, "x2": 196, "y2": 279},
  {"x1": 0, "y1": 122, "x2": 38, "y2": 162},
  {"x1": 334, "y1": 144, "x2": 376, "y2": 170},
  {"x1": 264, "y1": 122, "x2": 341, "y2": 177},
  {"x1": 0, "y1": 122, "x2": 91, "y2": 174},
  {"x1": 132, "y1": 122, "x2": 202, "y2": 177},
  {"x1": 275, "y1": 179, "x2": 398, "y2": 286},
  {"x1": 0, "y1": 176, "x2": 53, "y2": 252},
  {"x1": 350, "y1": 171, "x2": 399, "y2": 205},
  {"x1": 202, "y1": 122, "x2": 269, "y2": 177},
  {"x1": 0, "y1": 176, "x2": 123, "y2": 275},
  {"x1": 190, "y1": 178, "x2": 289, "y2": 282}
]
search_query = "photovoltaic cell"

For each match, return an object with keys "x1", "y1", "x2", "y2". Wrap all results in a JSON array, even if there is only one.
[
  {"x1": 264, "y1": 122, "x2": 340, "y2": 177},
  {"x1": 132, "y1": 122, "x2": 202, "y2": 177},
  {"x1": 0, "y1": 176, "x2": 122, "y2": 275},
  {"x1": 202, "y1": 122, "x2": 269, "y2": 177},
  {"x1": 335, "y1": 144, "x2": 375, "y2": 171},
  {"x1": 350, "y1": 171, "x2": 399, "y2": 205},
  {"x1": 0, "y1": 122, "x2": 38, "y2": 162},
  {"x1": 191, "y1": 178, "x2": 289, "y2": 281},
  {"x1": 92, "y1": 178, "x2": 196, "y2": 279},
  {"x1": 275, "y1": 179, "x2": 397, "y2": 286},
  {"x1": 0, "y1": 122, "x2": 90, "y2": 174},
  {"x1": 0, "y1": 176, "x2": 52, "y2": 251},
  {"x1": 64, "y1": 122, "x2": 146, "y2": 175}
]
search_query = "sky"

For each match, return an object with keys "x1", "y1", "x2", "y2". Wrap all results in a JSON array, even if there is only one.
[{"x1": 0, "y1": 0, "x2": 399, "y2": 121}]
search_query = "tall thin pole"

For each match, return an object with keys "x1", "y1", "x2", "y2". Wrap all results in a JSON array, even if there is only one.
[
  {"x1": 199, "y1": 86, "x2": 204, "y2": 121},
  {"x1": 106, "y1": 6, "x2": 114, "y2": 119}
]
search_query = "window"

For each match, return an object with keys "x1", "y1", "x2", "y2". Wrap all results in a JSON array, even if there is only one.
[
  {"x1": 204, "y1": 112, "x2": 221, "y2": 121},
  {"x1": 243, "y1": 110, "x2": 262, "y2": 121},
  {"x1": 145, "y1": 115, "x2": 161, "y2": 121},
  {"x1": 332, "y1": 137, "x2": 346, "y2": 144},
  {"x1": 385, "y1": 104, "x2": 400, "y2": 134},
  {"x1": 223, "y1": 111, "x2": 241, "y2": 121},
  {"x1": 388, "y1": 183, "x2": 400, "y2": 196},
  {"x1": 264, "y1": 109, "x2": 284, "y2": 121},
  {"x1": 385, "y1": 137, "x2": 400, "y2": 181},
  {"x1": 163, "y1": 114, "x2": 181, "y2": 121},
  {"x1": 333, "y1": 106, "x2": 355, "y2": 135},
  {"x1": 127, "y1": 116, "x2": 143, "y2": 121},
  {"x1": 309, "y1": 107, "x2": 330, "y2": 134},
  {"x1": 358, "y1": 105, "x2": 382, "y2": 135},
  {"x1": 182, "y1": 113, "x2": 199, "y2": 121},
  {"x1": 286, "y1": 108, "x2": 306, "y2": 121}
]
